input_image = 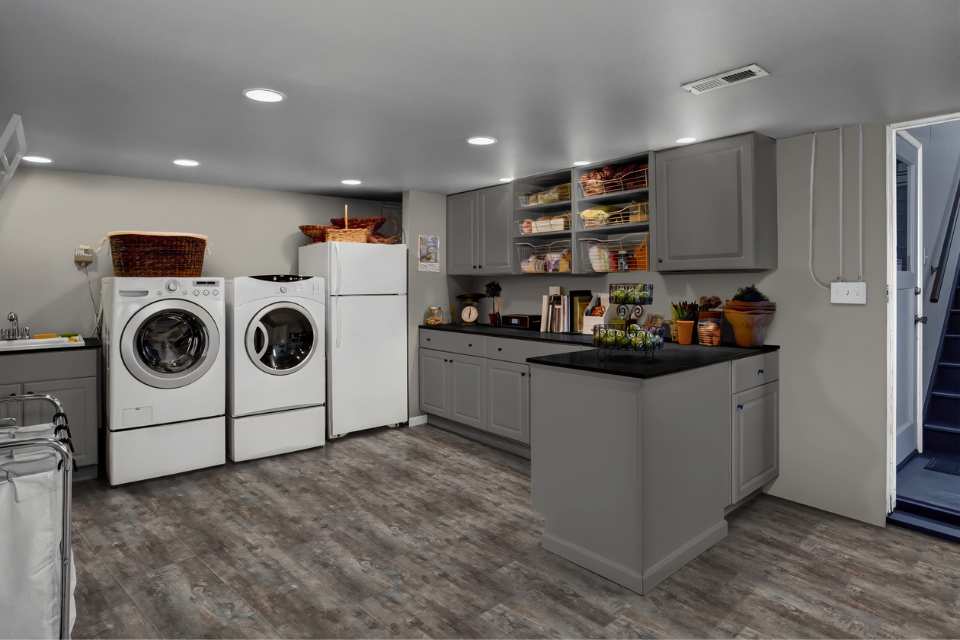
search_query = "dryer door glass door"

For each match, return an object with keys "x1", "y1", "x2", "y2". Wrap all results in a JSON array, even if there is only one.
[
  {"x1": 245, "y1": 302, "x2": 317, "y2": 376},
  {"x1": 121, "y1": 299, "x2": 221, "y2": 389}
]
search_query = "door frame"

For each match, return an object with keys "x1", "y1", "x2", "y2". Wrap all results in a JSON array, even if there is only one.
[{"x1": 885, "y1": 112, "x2": 960, "y2": 513}]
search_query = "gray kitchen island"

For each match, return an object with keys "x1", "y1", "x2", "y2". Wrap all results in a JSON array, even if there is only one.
[{"x1": 528, "y1": 344, "x2": 780, "y2": 594}]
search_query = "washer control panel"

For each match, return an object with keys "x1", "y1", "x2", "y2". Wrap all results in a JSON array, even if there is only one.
[{"x1": 157, "y1": 278, "x2": 221, "y2": 298}]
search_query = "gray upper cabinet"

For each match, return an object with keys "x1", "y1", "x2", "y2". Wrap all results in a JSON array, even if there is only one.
[
  {"x1": 485, "y1": 360, "x2": 530, "y2": 444},
  {"x1": 732, "y1": 381, "x2": 779, "y2": 503},
  {"x1": 477, "y1": 183, "x2": 513, "y2": 274},
  {"x1": 447, "y1": 184, "x2": 512, "y2": 275},
  {"x1": 654, "y1": 133, "x2": 777, "y2": 271}
]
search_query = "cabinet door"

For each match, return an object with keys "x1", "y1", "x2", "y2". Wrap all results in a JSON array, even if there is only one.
[
  {"x1": 419, "y1": 348, "x2": 451, "y2": 419},
  {"x1": 477, "y1": 183, "x2": 513, "y2": 274},
  {"x1": 447, "y1": 191, "x2": 477, "y2": 275},
  {"x1": 655, "y1": 134, "x2": 757, "y2": 271},
  {"x1": 732, "y1": 381, "x2": 779, "y2": 502},
  {"x1": 448, "y1": 353, "x2": 486, "y2": 430},
  {"x1": 485, "y1": 360, "x2": 530, "y2": 443},
  {"x1": 0, "y1": 383, "x2": 22, "y2": 426},
  {"x1": 23, "y1": 377, "x2": 99, "y2": 468}
]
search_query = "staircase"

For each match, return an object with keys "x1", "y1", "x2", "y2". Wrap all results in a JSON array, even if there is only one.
[{"x1": 925, "y1": 286, "x2": 960, "y2": 454}]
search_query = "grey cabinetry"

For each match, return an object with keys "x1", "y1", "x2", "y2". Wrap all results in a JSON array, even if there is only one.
[
  {"x1": 0, "y1": 383, "x2": 22, "y2": 425},
  {"x1": 449, "y1": 353, "x2": 487, "y2": 429},
  {"x1": 446, "y1": 184, "x2": 512, "y2": 275},
  {"x1": 24, "y1": 377, "x2": 99, "y2": 468},
  {"x1": 418, "y1": 349, "x2": 450, "y2": 418},
  {"x1": 447, "y1": 191, "x2": 477, "y2": 275},
  {"x1": 485, "y1": 360, "x2": 530, "y2": 442},
  {"x1": 654, "y1": 133, "x2": 777, "y2": 271},
  {"x1": 732, "y1": 381, "x2": 779, "y2": 503}
]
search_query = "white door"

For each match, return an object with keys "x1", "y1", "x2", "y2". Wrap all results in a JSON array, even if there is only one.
[
  {"x1": 329, "y1": 294, "x2": 407, "y2": 436},
  {"x1": 895, "y1": 132, "x2": 923, "y2": 461},
  {"x1": 330, "y1": 243, "x2": 407, "y2": 295}
]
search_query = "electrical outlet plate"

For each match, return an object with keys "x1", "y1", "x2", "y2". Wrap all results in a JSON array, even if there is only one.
[
  {"x1": 74, "y1": 245, "x2": 95, "y2": 267},
  {"x1": 831, "y1": 281, "x2": 867, "y2": 305}
]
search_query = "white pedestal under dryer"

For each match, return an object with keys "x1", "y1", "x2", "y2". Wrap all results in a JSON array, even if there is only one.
[{"x1": 226, "y1": 275, "x2": 326, "y2": 461}]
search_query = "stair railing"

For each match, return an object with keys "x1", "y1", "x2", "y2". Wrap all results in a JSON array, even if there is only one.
[{"x1": 930, "y1": 173, "x2": 960, "y2": 303}]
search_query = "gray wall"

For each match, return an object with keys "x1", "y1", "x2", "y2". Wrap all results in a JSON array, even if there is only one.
[
  {"x1": 0, "y1": 167, "x2": 399, "y2": 335},
  {"x1": 472, "y1": 126, "x2": 889, "y2": 526},
  {"x1": 402, "y1": 190, "x2": 462, "y2": 420},
  {"x1": 907, "y1": 122, "x2": 960, "y2": 397}
]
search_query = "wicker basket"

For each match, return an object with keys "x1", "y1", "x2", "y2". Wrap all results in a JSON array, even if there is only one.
[
  {"x1": 108, "y1": 231, "x2": 207, "y2": 277},
  {"x1": 327, "y1": 205, "x2": 370, "y2": 243}
]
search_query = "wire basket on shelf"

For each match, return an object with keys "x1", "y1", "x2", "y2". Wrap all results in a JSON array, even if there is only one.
[
  {"x1": 578, "y1": 164, "x2": 648, "y2": 197},
  {"x1": 580, "y1": 233, "x2": 649, "y2": 273},
  {"x1": 517, "y1": 213, "x2": 571, "y2": 236},
  {"x1": 579, "y1": 201, "x2": 648, "y2": 229},
  {"x1": 515, "y1": 240, "x2": 572, "y2": 273},
  {"x1": 518, "y1": 183, "x2": 571, "y2": 207},
  {"x1": 592, "y1": 324, "x2": 663, "y2": 359}
]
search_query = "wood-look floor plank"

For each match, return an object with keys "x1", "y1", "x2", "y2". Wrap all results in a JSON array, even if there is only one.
[{"x1": 71, "y1": 425, "x2": 960, "y2": 639}]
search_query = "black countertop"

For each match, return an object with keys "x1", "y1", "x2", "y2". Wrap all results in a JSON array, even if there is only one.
[
  {"x1": 527, "y1": 343, "x2": 780, "y2": 379},
  {"x1": 0, "y1": 336, "x2": 101, "y2": 356},
  {"x1": 420, "y1": 324, "x2": 595, "y2": 346}
]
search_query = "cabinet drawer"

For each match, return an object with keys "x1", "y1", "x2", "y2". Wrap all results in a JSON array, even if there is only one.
[
  {"x1": 732, "y1": 352, "x2": 779, "y2": 393},
  {"x1": 420, "y1": 329, "x2": 486, "y2": 356},
  {"x1": 486, "y1": 337, "x2": 591, "y2": 365},
  {"x1": 0, "y1": 349, "x2": 98, "y2": 385}
]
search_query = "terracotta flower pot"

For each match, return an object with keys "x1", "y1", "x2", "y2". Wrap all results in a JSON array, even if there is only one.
[
  {"x1": 675, "y1": 320, "x2": 695, "y2": 345},
  {"x1": 723, "y1": 308, "x2": 774, "y2": 347}
]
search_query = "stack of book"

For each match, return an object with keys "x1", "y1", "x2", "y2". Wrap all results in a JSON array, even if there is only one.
[{"x1": 540, "y1": 287, "x2": 594, "y2": 334}]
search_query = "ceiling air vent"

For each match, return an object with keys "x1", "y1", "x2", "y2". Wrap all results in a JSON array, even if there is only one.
[{"x1": 682, "y1": 64, "x2": 769, "y2": 96}]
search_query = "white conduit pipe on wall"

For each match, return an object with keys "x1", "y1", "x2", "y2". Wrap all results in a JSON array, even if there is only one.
[
  {"x1": 858, "y1": 124, "x2": 864, "y2": 280},
  {"x1": 808, "y1": 132, "x2": 831, "y2": 289},
  {"x1": 838, "y1": 126, "x2": 845, "y2": 278}
]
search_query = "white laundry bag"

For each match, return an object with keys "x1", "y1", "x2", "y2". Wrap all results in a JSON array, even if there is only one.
[{"x1": 0, "y1": 424, "x2": 77, "y2": 639}]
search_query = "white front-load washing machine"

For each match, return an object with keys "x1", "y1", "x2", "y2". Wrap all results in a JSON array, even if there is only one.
[
  {"x1": 227, "y1": 275, "x2": 325, "y2": 461},
  {"x1": 102, "y1": 277, "x2": 226, "y2": 485}
]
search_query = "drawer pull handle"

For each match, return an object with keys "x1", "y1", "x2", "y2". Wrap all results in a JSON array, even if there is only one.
[
  {"x1": 497, "y1": 347, "x2": 503, "y2": 351},
  {"x1": 757, "y1": 369, "x2": 764, "y2": 375},
  {"x1": 468, "y1": 343, "x2": 473, "y2": 347},
  {"x1": 521, "y1": 372, "x2": 526, "y2": 377},
  {"x1": 737, "y1": 404, "x2": 744, "y2": 411}
]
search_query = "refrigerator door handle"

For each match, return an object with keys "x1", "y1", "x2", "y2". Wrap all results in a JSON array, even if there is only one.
[
  {"x1": 336, "y1": 298, "x2": 342, "y2": 349},
  {"x1": 335, "y1": 243, "x2": 342, "y2": 296}
]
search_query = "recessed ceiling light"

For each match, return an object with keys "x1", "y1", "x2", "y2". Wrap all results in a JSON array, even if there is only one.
[
  {"x1": 573, "y1": 160, "x2": 591, "y2": 167},
  {"x1": 498, "y1": 177, "x2": 513, "y2": 183},
  {"x1": 244, "y1": 88, "x2": 286, "y2": 103},
  {"x1": 467, "y1": 136, "x2": 497, "y2": 146},
  {"x1": 22, "y1": 155, "x2": 53, "y2": 164},
  {"x1": 341, "y1": 179, "x2": 362, "y2": 186},
  {"x1": 173, "y1": 158, "x2": 200, "y2": 167},
  {"x1": 675, "y1": 137, "x2": 697, "y2": 144}
]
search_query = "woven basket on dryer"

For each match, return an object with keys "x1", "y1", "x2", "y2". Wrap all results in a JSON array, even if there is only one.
[{"x1": 108, "y1": 231, "x2": 207, "y2": 277}]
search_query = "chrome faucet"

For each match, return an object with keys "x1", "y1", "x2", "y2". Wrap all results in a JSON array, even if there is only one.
[{"x1": 2, "y1": 312, "x2": 30, "y2": 341}]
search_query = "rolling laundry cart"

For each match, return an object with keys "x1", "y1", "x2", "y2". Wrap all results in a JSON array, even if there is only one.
[{"x1": 0, "y1": 393, "x2": 76, "y2": 639}]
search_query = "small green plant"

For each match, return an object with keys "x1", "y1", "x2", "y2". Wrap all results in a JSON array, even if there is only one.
[
  {"x1": 732, "y1": 285, "x2": 770, "y2": 303},
  {"x1": 671, "y1": 300, "x2": 699, "y2": 321}
]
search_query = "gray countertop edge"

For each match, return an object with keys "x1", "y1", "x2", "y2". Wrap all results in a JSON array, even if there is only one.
[{"x1": 0, "y1": 336, "x2": 102, "y2": 356}]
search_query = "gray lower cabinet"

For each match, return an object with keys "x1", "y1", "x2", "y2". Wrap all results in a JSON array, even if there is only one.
[
  {"x1": 654, "y1": 132, "x2": 777, "y2": 271},
  {"x1": 23, "y1": 377, "x2": 99, "y2": 468},
  {"x1": 418, "y1": 349, "x2": 451, "y2": 418},
  {"x1": 446, "y1": 184, "x2": 513, "y2": 275},
  {"x1": 0, "y1": 383, "x2": 23, "y2": 425},
  {"x1": 449, "y1": 353, "x2": 487, "y2": 429},
  {"x1": 731, "y1": 380, "x2": 779, "y2": 503},
  {"x1": 485, "y1": 360, "x2": 530, "y2": 442}
]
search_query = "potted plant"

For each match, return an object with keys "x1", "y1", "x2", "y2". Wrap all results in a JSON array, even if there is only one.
[
  {"x1": 724, "y1": 285, "x2": 775, "y2": 347},
  {"x1": 485, "y1": 281, "x2": 502, "y2": 327},
  {"x1": 670, "y1": 300, "x2": 699, "y2": 345}
]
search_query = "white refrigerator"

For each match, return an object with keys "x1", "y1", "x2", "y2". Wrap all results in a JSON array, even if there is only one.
[{"x1": 298, "y1": 242, "x2": 408, "y2": 437}]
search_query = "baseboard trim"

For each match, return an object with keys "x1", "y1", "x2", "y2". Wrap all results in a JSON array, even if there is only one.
[
  {"x1": 426, "y1": 414, "x2": 530, "y2": 459},
  {"x1": 408, "y1": 414, "x2": 429, "y2": 426},
  {"x1": 642, "y1": 519, "x2": 728, "y2": 592},
  {"x1": 542, "y1": 531, "x2": 645, "y2": 594}
]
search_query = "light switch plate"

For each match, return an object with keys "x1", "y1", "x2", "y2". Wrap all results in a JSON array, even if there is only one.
[{"x1": 830, "y1": 281, "x2": 867, "y2": 304}]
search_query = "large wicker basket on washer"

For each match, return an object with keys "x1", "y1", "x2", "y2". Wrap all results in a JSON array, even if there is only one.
[{"x1": 108, "y1": 231, "x2": 207, "y2": 277}]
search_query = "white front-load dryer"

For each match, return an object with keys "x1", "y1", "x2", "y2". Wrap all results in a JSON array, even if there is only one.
[
  {"x1": 227, "y1": 275, "x2": 325, "y2": 461},
  {"x1": 102, "y1": 277, "x2": 226, "y2": 485}
]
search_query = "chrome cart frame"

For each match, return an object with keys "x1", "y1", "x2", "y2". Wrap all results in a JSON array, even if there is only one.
[{"x1": 1, "y1": 393, "x2": 74, "y2": 639}]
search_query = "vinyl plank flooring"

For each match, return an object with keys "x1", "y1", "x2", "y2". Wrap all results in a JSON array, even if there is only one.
[{"x1": 71, "y1": 425, "x2": 960, "y2": 639}]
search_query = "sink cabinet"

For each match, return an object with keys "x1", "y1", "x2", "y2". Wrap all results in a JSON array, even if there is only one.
[
  {"x1": 654, "y1": 133, "x2": 777, "y2": 271},
  {"x1": 446, "y1": 184, "x2": 513, "y2": 275}
]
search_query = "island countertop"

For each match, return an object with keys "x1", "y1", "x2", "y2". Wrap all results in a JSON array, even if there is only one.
[{"x1": 527, "y1": 343, "x2": 780, "y2": 379}]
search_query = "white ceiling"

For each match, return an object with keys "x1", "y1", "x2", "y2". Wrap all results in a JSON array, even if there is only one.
[{"x1": 2, "y1": 0, "x2": 959, "y2": 196}]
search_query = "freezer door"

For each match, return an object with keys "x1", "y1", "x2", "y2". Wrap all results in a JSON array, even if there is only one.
[
  {"x1": 329, "y1": 243, "x2": 407, "y2": 295},
  {"x1": 329, "y1": 294, "x2": 408, "y2": 436}
]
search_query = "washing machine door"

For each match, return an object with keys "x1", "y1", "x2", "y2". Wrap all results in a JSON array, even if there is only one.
[
  {"x1": 121, "y1": 299, "x2": 220, "y2": 389},
  {"x1": 245, "y1": 302, "x2": 318, "y2": 376}
]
